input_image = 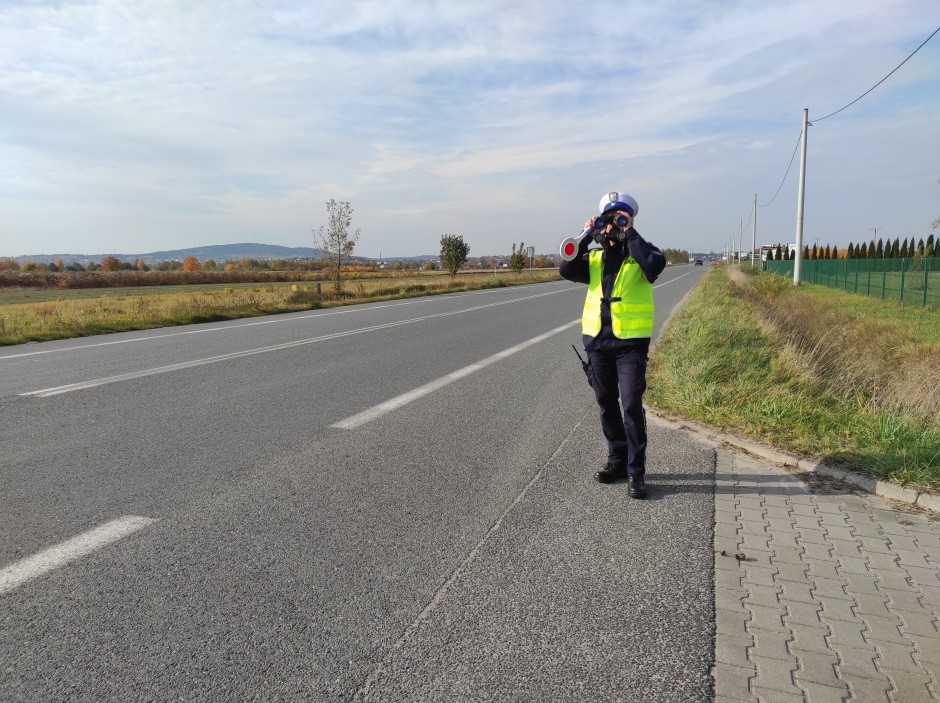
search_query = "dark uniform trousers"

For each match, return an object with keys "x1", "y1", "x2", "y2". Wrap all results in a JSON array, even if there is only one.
[{"x1": 587, "y1": 346, "x2": 648, "y2": 475}]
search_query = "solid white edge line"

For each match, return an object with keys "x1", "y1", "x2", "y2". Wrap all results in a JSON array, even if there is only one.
[
  {"x1": 653, "y1": 270, "x2": 696, "y2": 288},
  {"x1": 330, "y1": 319, "x2": 582, "y2": 429},
  {"x1": 17, "y1": 271, "x2": 693, "y2": 397},
  {"x1": 2, "y1": 271, "x2": 695, "y2": 363},
  {"x1": 19, "y1": 287, "x2": 575, "y2": 397},
  {"x1": 0, "y1": 515, "x2": 156, "y2": 595},
  {"x1": 0, "y1": 281, "x2": 573, "y2": 361}
]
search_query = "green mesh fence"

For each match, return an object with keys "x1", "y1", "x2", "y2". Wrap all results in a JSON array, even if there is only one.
[{"x1": 763, "y1": 258, "x2": 940, "y2": 308}]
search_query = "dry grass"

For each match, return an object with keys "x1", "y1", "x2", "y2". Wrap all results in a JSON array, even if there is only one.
[
  {"x1": 0, "y1": 270, "x2": 561, "y2": 346},
  {"x1": 729, "y1": 267, "x2": 939, "y2": 422}
]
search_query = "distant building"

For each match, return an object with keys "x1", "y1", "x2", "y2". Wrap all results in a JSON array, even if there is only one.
[{"x1": 760, "y1": 244, "x2": 796, "y2": 261}]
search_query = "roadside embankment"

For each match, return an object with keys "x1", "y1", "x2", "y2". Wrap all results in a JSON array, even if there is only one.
[{"x1": 647, "y1": 265, "x2": 940, "y2": 492}]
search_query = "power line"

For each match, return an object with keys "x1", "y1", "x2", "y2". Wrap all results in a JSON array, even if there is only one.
[
  {"x1": 739, "y1": 26, "x2": 938, "y2": 248},
  {"x1": 758, "y1": 132, "x2": 802, "y2": 208},
  {"x1": 812, "y1": 25, "x2": 940, "y2": 124},
  {"x1": 749, "y1": 27, "x2": 938, "y2": 215}
]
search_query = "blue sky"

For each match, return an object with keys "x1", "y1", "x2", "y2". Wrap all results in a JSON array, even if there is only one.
[{"x1": 1, "y1": 0, "x2": 938, "y2": 259}]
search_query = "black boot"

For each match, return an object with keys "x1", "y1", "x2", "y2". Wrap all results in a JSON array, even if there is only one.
[
  {"x1": 595, "y1": 462, "x2": 627, "y2": 484},
  {"x1": 628, "y1": 474, "x2": 647, "y2": 499}
]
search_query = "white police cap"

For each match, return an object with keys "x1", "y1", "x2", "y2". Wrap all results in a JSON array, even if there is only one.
[{"x1": 598, "y1": 191, "x2": 638, "y2": 218}]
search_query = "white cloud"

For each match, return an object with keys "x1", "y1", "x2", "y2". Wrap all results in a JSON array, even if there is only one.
[{"x1": 1, "y1": 0, "x2": 938, "y2": 257}]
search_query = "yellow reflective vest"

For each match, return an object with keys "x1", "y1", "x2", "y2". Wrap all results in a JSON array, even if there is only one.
[{"x1": 582, "y1": 248, "x2": 655, "y2": 339}]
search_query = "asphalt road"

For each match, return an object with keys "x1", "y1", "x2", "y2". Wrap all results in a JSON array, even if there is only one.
[{"x1": 1, "y1": 265, "x2": 713, "y2": 702}]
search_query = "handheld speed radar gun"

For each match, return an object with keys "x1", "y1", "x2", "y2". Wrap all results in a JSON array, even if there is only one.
[{"x1": 559, "y1": 191, "x2": 639, "y2": 262}]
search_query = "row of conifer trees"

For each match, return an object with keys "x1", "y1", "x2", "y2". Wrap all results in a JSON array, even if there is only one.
[{"x1": 766, "y1": 234, "x2": 938, "y2": 261}]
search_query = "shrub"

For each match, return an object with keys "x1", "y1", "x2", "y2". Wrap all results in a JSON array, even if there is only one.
[
  {"x1": 749, "y1": 272, "x2": 791, "y2": 301},
  {"x1": 286, "y1": 289, "x2": 322, "y2": 308}
]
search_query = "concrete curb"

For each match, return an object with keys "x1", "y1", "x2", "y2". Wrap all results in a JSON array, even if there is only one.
[{"x1": 648, "y1": 409, "x2": 940, "y2": 516}]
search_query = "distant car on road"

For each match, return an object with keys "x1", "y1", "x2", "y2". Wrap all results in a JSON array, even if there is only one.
[{"x1": 694, "y1": 259, "x2": 703, "y2": 266}]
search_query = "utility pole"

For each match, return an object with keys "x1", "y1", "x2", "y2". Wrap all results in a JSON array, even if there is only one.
[
  {"x1": 751, "y1": 194, "x2": 757, "y2": 265},
  {"x1": 793, "y1": 108, "x2": 808, "y2": 286}
]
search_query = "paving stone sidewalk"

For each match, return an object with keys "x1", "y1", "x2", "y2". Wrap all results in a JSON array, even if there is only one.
[{"x1": 713, "y1": 448, "x2": 940, "y2": 703}]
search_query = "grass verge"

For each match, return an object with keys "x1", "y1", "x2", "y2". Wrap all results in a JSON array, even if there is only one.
[
  {"x1": 647, "y1": 265, "x2": 940, "y2": 490},
  {"x1": 0, "y1": 270, "x2": 560, "y2": 346}
]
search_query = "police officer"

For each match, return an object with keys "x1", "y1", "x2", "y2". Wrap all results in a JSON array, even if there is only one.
[{"x1": 559, "y1": 192, "x2": 666, "y2": 498}]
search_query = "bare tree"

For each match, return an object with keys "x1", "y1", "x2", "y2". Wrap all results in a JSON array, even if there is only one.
[{"x1": 313, "y1": 199, "x2": 361, "y2": 293}]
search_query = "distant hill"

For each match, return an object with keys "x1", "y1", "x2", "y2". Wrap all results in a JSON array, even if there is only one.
[
  {"x1": 133, "y1": 243, "x2": 320, "y2": 264},
  {"x1": 12, "y1": 243, "x2": 438, "y2": 265}
]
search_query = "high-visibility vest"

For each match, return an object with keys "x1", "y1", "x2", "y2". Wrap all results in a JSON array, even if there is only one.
[{"x1": 582, "y1": 248, "x2": 655, "y2": 339}]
